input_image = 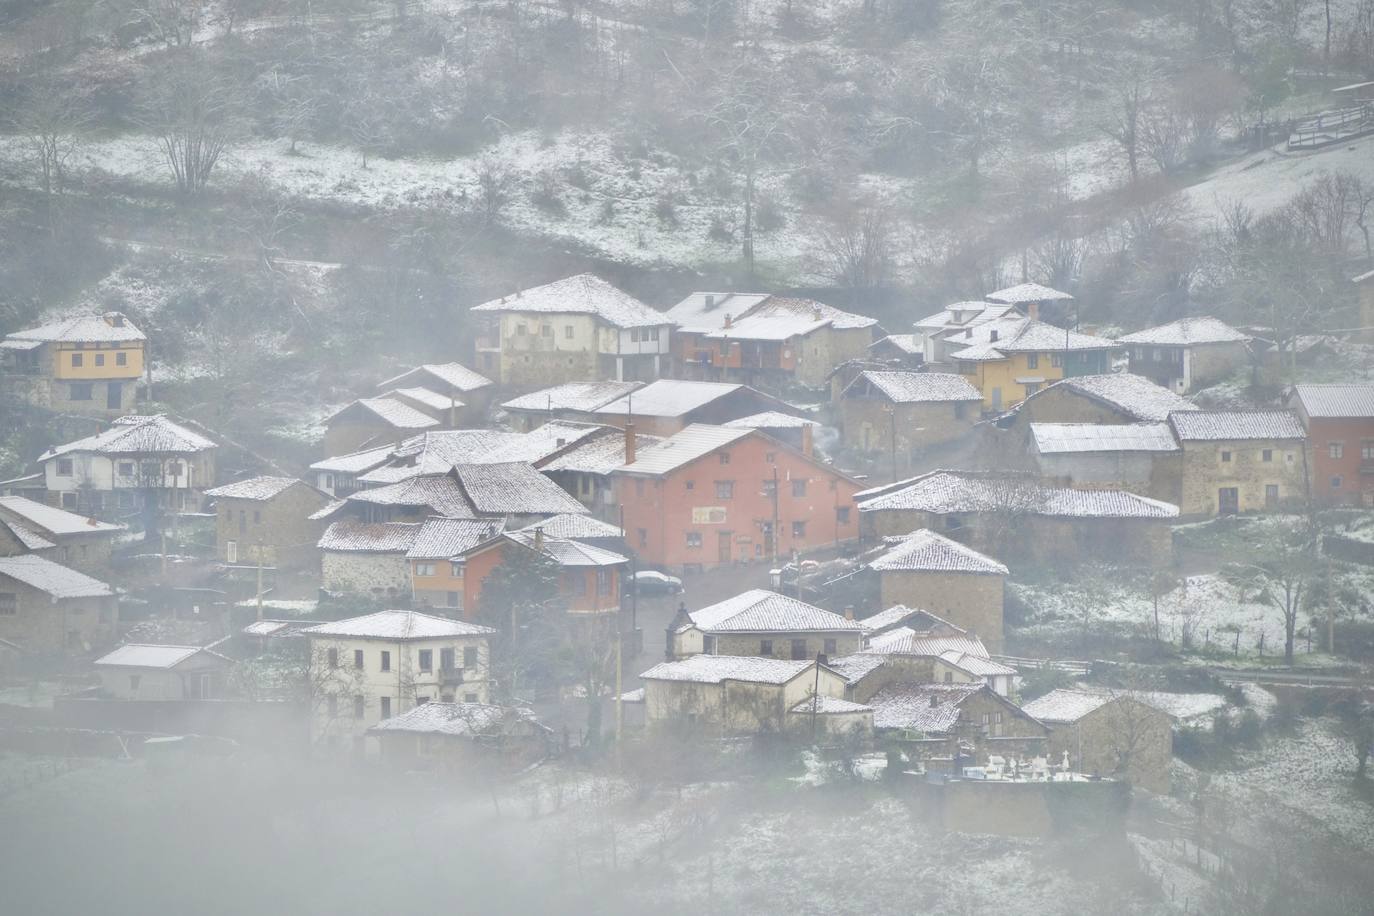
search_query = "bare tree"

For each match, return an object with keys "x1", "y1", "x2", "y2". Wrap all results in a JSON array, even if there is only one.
[
  {"x1": 11, "y1": 83, "x2": 90, "y2": 229},
  {"x1": 1101, "y1": 60, "x2": 1154, "y2": 183},
  {"x1": 816, "y1": 206, "x2": 894, "y2": 297},
  {"x1": 135, "y1": 0, "x2": 206, "y2": 48},
  {"x1": 141, "y1": 55, "x2": 241, "y2": 198},
  {"x1": 1226, "y1": 519, "x2": 1324, "y2": 666}
]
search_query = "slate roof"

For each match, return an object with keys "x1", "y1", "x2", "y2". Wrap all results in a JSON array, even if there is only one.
[
  {"x1": 938, "y1": 650, "x2": 1017, "y2": 677},
  {"x1": 1168, "y1": 410, "x2": 1307, "y2": 441},
  {"x1": 303, "y1": 609, "x2": 496, "y2": 640},
  {"x1": 346, "y1": 475, "x2": 475, "y2": 518},
  {"x1": 593, "y1": 379, "x2": 761, "y2": 418},
  {"x1": 854, "y1": 606, "x2": 933, "y2": 636},
  {"x1": 518, "y1": 514, "x2": 623, "y2": 539},
  {"x1": 385, "y1": 387, "x2": 461, "y2": 412},
  {"x1": 868, "y1": 529, "x2": 1008, "y2": 574},
  {"x1": 0, "y1": 518, "x2": 54, "y2": 551},
  {"x1": 666, "y1": 292, "x2": 773, "y2": 333},
  {"x1": 317, "y1": 520, "x2": 422, "y2": 553},
  {"x1": 376, "y1": 362, "x2": 493, "y2": 393},
  {"x1": 502, "y1": 381, "x2": 642, "y2": 414},
  {"x1": 203, "y1": 477, "x2": 303, "y2": 502},
  {"x1": 0, "y1": 555, "x2": 112, "y2": 598},
  {"x1": 451, "y1": 463, "x2": 589, "y2": 516},
  {"x1": 855, "y1": 470, "x2": 1179, "y2": 518},
  {"x1": 329, "y1": 398, "x2": 440, "y2": 431},
  {"x1": 1118, "y1": 316, "x2": 1250, "y2": 346},
  {"x1": 308, "y1": 499, "x2": 347, "y2": 521},
  {"x1": 640, "y1": 654, "x2": 817, "y2": 685},
  {"x1": 469, "y1": 274, "x2": 669, "y2": 328},
  {"x1": 948, "y1": 318, "x2": 1115, "y2": 360},
  {"x1": 538, "y1": 430, "x2": 662, "y2": 475},
  {"x1": 502, "y1": 530, "x2": 628, "y2": 567},
  {"x1": 847, "y1": 370, "x2": 981, "y2": 403},
  {"x1": 405, "y1": 518, "x2": 504, "y2": 559},
  {"x1": 41, "y1": 416, "x2": 216, "y2": 460},
  {"x1": 355, "y1": 430, "x2": 530, "y2": 484},
  {"x1": 1020, "y1": 689, "x2": 1115, "y2": 723},
  {"x1": 1039, "y1": 374, "x2": 1199, "y2": 422},
  {"x1": 870, "y1": 334, "x2": 921, "y2": 355},
  {"x1": 986, "y1": 283, "x2": 1075, "y2": 304},
  {"x1": 866, "y1": 627, "x2": 991, "y2": 659},
  {"x1": 94, "y1": 644, "x2": 225, "y2": 669},
  {"x1": 914, "y1": 302, "x2": 1019, "y2": 331},
  {"x1": 0, "y1": 496, "x2": 123, "y2": 535},
  {"x1": 704, "y1": 311, "x2": 828, "y2": 341},
  {"x1": 867, "y1": 683, "x2": 984, "y2": 732},
  {"x1": 485, "y1": 421, "x2": 609, "y2": 464},
  {"x1": 310, "y1": 444, "x2": 396, "y2": 476},
  {"x1": 788, "y1": 696, "x2": 873, "y2": 715},
  {"x1": 722, "y1": 411, "x2": 820, "y2": 429},
  {"x1": 685, "y1": 589, "x2": 863, "y2": 634},
  {"x1": 368, "y1": 702, "x2": 545, "y2": 737},
  {"x1": 1030, "y1": 423, "x2": 1179, "y2": 454},
  {"x1": 756, "y1": 297, "x2": 880, "y2": 330},
  {"x1": 826, "y1": 653, "x2": 890, "y2": 684},
  {"x1": 617, "y1": 424, "x2": 752, "y2": 476},
  {"x1": 7, "y1": 312, "x2": 146, "y2": 343},
  {"x1": 1290, "y1": 384, "x2": 1374, "y2": 419}
]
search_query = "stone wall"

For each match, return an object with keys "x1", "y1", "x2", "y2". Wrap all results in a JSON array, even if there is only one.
[
  {"x1": 840, "y1": 398, "x2": 977, "y2": 459},
  {"x1": 1177, "y1": 439, "x2": 1309, "y2": 516},
  {"x1": 0, "y1": 579, "x2": 117, "y2": 654},
  {"x1": 712, "y1": 631, "x2": 864, "y2": 660},
  {"x1": 1188, "y1": 341, "x2": 1249, "y2": 389},
  {"x1": 215, "y1": 486, "x2": 328, "y2": 569},
  {"x1": 321, "y1": 552, "x2": 411, "y2": 596},
  {"x1": 1044, "y1": 697, "x2": 1172, "y2": 794},
  {"x1": 878, "y1": 570, "x2": 1005, "y2": 651}
]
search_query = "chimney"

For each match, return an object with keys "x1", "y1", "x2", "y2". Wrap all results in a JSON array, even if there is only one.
[
  {"x1": 624, "y1": 420, "x2": 637, "y2": 466},
  {"x1": 1027, "y1": 301, "x2": 1039, "y2": 321},
  {"x1": 704, "y1": 294, "x2": 716, "y2": 310},
  {"x1": 104, "y1": 312, "x2": 124, "y2": 328},
  {"x1": 812, "y1": 304, "x2": 823, "y2": 321},
  {"x1": 929, "y1": 695, "x2": 939, "y2": 708},
  {"x1": 989, "y1": 329, "x2": 999, "y2": 342},
  {"x1": 533, "y1": 527, "x2": 544, "y2": 551},
  {"x1": 724, "y1": 313, "x2": 732, "y2": 329},
  {"x1": 843, "y1": 606, "x2": 854, "y2": 620},
  {"x1": 800, "y1": 422, "x2": 813, "y2": 457},
  {"x1": 87, "y1": 516, "x2": 98, "y2": 527}
]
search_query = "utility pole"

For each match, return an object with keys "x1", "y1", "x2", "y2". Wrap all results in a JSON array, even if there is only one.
[
  {"x1": 255, "y1": 542, "x2": 265, "y2": 622},
  {"x1": 614, "y1": 626, "x2": 623, "y2": 771},
  {"x1": 810, "y1": 653, "x2": 822, "y2": 741},
  {"x1": 771, "y1": 466, "x2": 779, "y2": 566},
  {"x1": 889, "y1": 407, "x2": 898, "y2": 482}
]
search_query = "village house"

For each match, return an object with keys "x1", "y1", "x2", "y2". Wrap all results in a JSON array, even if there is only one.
[
  {"x1": 515, "y1": 514, "x2": 624, "y2": 550},
  {"x1": 668, "y1": 589, "x2": 864, "y2": 660},
  {"x1": 536, "y1": 428, "x2": 662, "y2": 516},
  {"x1": 500, "y1": 381, "x2": 642, "y2": 432},
  {"x1": 0, "y1": 496, "x2": 123, "y2": 575},
  {"x1": 1005, "y1": 374, "x2": 1199, "y2": 427},
  {"x1": 309, "y1": 443, "x2": 397, "y2": 498},
  {"x1": 1167, "y1": 410, "x2": 1310, "y2": 517},
  {"x1": 203, "y1": 477, "x2": 332, "y2": 569},
  {"x1": 346, "y1": 425, "x2": 601, "y2": 490},
  {"x1": 985, "y1": 282, "x2": 1076, "y2": 322},
  {"x1": 1020, "y1": 689, "x2": 1173, "y2": 793},
  {"x1": 343, "y1": 463, "x2": 589, "y2": 528},
  {"x1": 469, "y1": 273, "x2": 674, "y2": 385},
  {"x1": 93, "y1": 644, "x2": 233, "y2": 700},
  {"x1": 950, "y1": 318, "x2": 1119, "y2": 412},
  {"x1": 38, "y1": 415, "x2": 218, "y2": 518},
  {"x1": 1118, "y1": 317, "x2": 1251, "y2": 394},
  {"x1": 0, "y1": 311, "x2": 146, "y2": 416},
  {"x1": 913, "y1": 301, "x2": 1024, "y2": 366},
  {"x1": 639, "y1": 654, "x2": 849, "y2": 736},
  {"x1": 303, "y1": 609, "x2": 497, "y2": 751},
  {"x1": 368, "y1": 702, "x2": 552, "y2": 771},
  {"x1": 721, "y1": 412, "x2": 820, "y2": 454},
  {"x1": 318, "y1": 520, "x2": 422, "y2": 596},
  {"x1": 862, "y1": 682, "x2": 1048, "y2": 761},
  {"x1": 375, "y1": 362, "x2": 495, "y2": 420},
  {"x1": 839, "y1": 609, "x2": 1016, "y2": 698},
  {"x1": 866, "y1": 529, "x2": 1008, "y2": 652},
  {"x1": 612, "y1": 424, "x2": 863, "y2": 572},
  {"x1": 322, "y1": 397, "x2": 441, "y2": 456},
  {"x1": 0, "y1": 554, "x2": 117, "y2": 654},
  {"x1": 455, "y1": 527, "x2": 627, "y2": 617},
  {"x1": 838, "y1": 371, "x2": 982, "y2": 463},
  {"x1": 586, "y1": 379, "x2": 793, "y2": 437},
  {"x1": 855, "y1": 470, "x2": 1178, "y2": 566},
  {"x1": 1022, "y1": 423, "x2": 1183, "y2": 505},
  {"x1": 1286, "y1": 384, "x2": 1374, "y2": 506},
  {"x1": 406, "y1": 517, "x2": 506, "y2": 613},
  {"x1": 665, "y1": 291, "x2": 771, "y2": 373},
  {"x1": 866, "y1": 334, "x2": 925, "y2": 369}
]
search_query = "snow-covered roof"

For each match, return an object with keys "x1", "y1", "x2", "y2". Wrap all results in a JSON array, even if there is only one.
[
  {"x1": 309, "y1": 443, "x2": 396, "y2": 476},
  {"x1": 308, "y1": 499, "x2": 347, "y2": 521},
  {"x1": 1168, "y1": 409, "x2": 1307, "y2": 441},
  {"x1": 40, "y1": 415, "x2": 216, "y2": 460},
  {"x1": 0, "y1": 555, "x2": 112, "y2": 598},
  {"x1": 376, "y1": 362, "x2": 492, "y2": 393},
  {"x1": 317, "y1": 520, "x2": 422, "y2": 553},
  {"x1": 538, "y1": 430, "x2": 662, "y2": 475},
  {"x1": 948, "y1": 318, "x2": 1115, "y2": 360},
  {"x1": 666, "y1": 292, "x2": 773, "y2": 333},
  {"x1": 502, "y1": 381, "x2": 643, "y2": 414},
  {"x1": 593, "y1": 379, "x2": 758, "y2": 418},
  {"x1": 703, "y1": 310, "x2": 828, "y2": 341},
  {"x1": 94, "y1": 644, "x2": 225, "y2": 669},
  {"x1": 846, "y1": 370, "x2": 982, "y2": 403},
  {"x1": 1030, "y1": 423, "x2": 1179, "y2": 454},
  {"x1": 303, "y1": 609, "x2": 495, "y2": 640},
  {"x1": 7, "y1": 311, "x2": 145, "y2": 343},
  {"x1": 855, "y1": 606, "x2": 934, "y2": 636},
  {"x1": 328, "y1": 398, "x2": 440, "y2": 431},
  {"x1": 1118, "y1": 317, "x2": 1250, "y2": 346},
  {"x1": 986, "y1": 283, "x2": 1074, "y2": 304},
  {"x1": 1019, "y1": 689, "x2": 1115, "y2": 723},
  {"x1": 203, "y1": 477, "x2": 304, "y2": 502},
  {"x1": 867, "y1": 683, "x2": 985, "y2": 732},
  {"x1": 385, "y1": 387, "x2": 461, "y2": 412},
  {"x1": 241, "y1": 620, "x2": 304, "y2": 637},
  {"x1": 0, "y1": 496, "x2": 123, "y2": 536},
  {"x1": 469, "y1": 274, "x2": 670, "y2": 328},
  {"x1": 1038, "y1": 374, "x2": 1199, "y2": 422},
  {"x1": 452, "y1": 462, "x2": 589, "y2": 516},
  {"x1": 855, "y1": 470, "x2": 1179, "y2": 519},
  {"x1": 686, "y1": 589, "x2": 863, "y2": 634},
  {"x1": 485, "y1": 421, "x2": 609, "y2": 464},
  {"x1": 406, "y1": 517, "x2": 505, "y2": 559},
  {"x1": 866, "y1": 628, "x2": 991, "y2": 659},
  {"x1": 355, "y1": 430, "x2": 530, "y2": 485},
  {"x1": 914, "y1": 302, "x2": 1018, "y2": 332},
  {"x1": 788, "y1": 695, "x2": 873, "y2": 715},
  {"x1": 0, "y1": 517, "x2": 54, "y2": 551},
  {"x1": 827, "y1": 653, "x2": 889, "y2": 684},
  {"x1": 640, "y1": 654, "x2": 817, "y2": 685},
  {"x1": 347, "y1": 475, "x2": 475, "y2": 518},
  {"x1": 868, "y1": 529, "x2": 1008, "y2": 574},
  {"x1": 368, "y1": 702, "x2": 544, "y2": 737},
  {"x1": 518, "y1": 514, "x2": 622, "y2": 539},
  {"x1": 870, "y1": 334, "x2": 921, "y2": 355},
  {"x1": 757, "y1": 297, "x2": 879, "y2": 330},
  {"x1": 722, "y1": 411, "x2": 819, "y2": 429},
  {"x1": 502, "y1": 530, "x2": 628, "y2": 567},
  {"x1": 617, "y1": 424, "x2": 752, "y2": 476},
  {"x1": 1290, "y1": 384, "x2": 1374, "y2": 419},
  {"x1": 938, "y1": 650, "x2": 1016, "y2": 677}
]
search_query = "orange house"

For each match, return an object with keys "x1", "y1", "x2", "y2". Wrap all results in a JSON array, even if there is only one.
[
  {"x1": 438, "y1": 529, "x2": 628, "y2": 617},
  {"x1": 611, "y1": 424, "x2": 862, "y2": 573}
]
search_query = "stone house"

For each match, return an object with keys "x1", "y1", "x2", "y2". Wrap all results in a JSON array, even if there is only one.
[
  {"x1": 587, "y1": 379, "x2": 794, "y2": 437},
  {"x1": 1167, "y1": 410, "x2": 1310, "y2": 517},
  {"x1": 838, "y1": 615, "x2": 1016, "y2": 699},
  {"x1": 1005, "y1": 373, "x2": 1199, "y2": 426},
  {"x1": 1023, "y1": 423, "x2": 1184, "y2": 505},
  {"x1": 639, "y1": 654, "x2": 849, "y2": 736},
  {"x1": 866, "y1": 334, "x2": 925, "y2": 369},
  {"x1": 669, "y1": 588, "x2": 865, "y2": 660},
  {"x1": 1020, "y1": 689, "x2": 1173, "y2": 793},
  {"x1": 863, "y1": 683, "x2": 1049, "y2": 760},
  {"x1": 1118, "y1": 317, "x2": 1251, "y2": 394},
  {"x1": 93, "y1": 644, "x2": 233, "y2": 700},
  {"x1": 343, "y1": 463, "x2": 590, "y2": 530},
  {"x1": 985, "y1": 282, "x2": 1076, "y2": 324},
  {"x1": 203, "y1": 477, "x2": 332, "y2": 569},
  {"x1": 469, "y1": 273, "x2": 674, "y2": 386},
  {"x1": 867, "y1": 529, "x2": 1008, "y2": 652},
  {"x1": 0, "y1": 311, "x2": 146, "y2": 416},
  {"x1": 309, "y1": 443, "x2": 396, "y2": 499},
  {"x1": 1286, "y1": 384, "x2": 1374, "y2": 506},
  {"x1": 375, "y1": 362, "x2": 495, "y2": 422},
  {"x1": 303, "y1": 609, "x2": 497, "y2": 752},
  {"x1": 0, "y1": 554, "x2": 117, "y2": 654},
  {"x1": 369, "y1": 702, "x2": 552, "y2": 771},
  {"x1": 838, "y1": 371, "x2": 982, "y2": 463},
  {"x1": 0, "y1": 496, "x2": 123, "y2": 576},
  {"x1": 318, "y1": 520, "x2": 422, "y2": 597},
  {"x1": 323, "y1": 398, "x2": 440, "y2": 456}
]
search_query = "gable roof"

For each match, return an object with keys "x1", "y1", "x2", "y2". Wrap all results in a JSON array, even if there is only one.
[
  {"x1": 755, "y1": 297, "x2": 879, "y2": 331},
  {"x1": 354, "y1": 430, "x2": 531, "y2": 484},
  {"x1": 40, "y1": 416, "x2": 216, "y2": 460},
  {"x1": 484, "y1": 421, "x2": 611, "y2": 464},
  {"x1": 703, "y1": 310, "x2": 829, "y2": 342},
  {"x1": 948, "y1": 318, "x2": 1115, "y2": 360},
  {"x1": 1032, "y1": 374, "x2": 1199, "y2": 422},
  {"x1": 385, "y1": 387, "x2": 461, "y2": 412},
  {"x1": 0, "y1": 517, "x2": 55, "y2": 551},
  {"x1": 347, "y1": 475, "x2": 476, "y2": 518},
  {"x1": 0, "y1": 496, "x2": 123, "y2": 536},
  {"x1": 469, "y1": 274, "x2": 669, "y2": 328},
  {"x1": 866, "y1": 627, "x2": 991, "y2": 659},
  {"x1": 309, "y1": 443, "x2": 397, "y2": 476},
  {"x1": 1030, "y1": 423, "x2": 1179, "y2": 454},
  {"x1": 502, "y1": 381, "x2": 643, "y2": 414},
  {"x1": 303, "y1": 609, "x2": 496, "y2": 640},
  {"x1": 537, "y1": 429, "x2": 662, "y2": 475},
  {"x1": 376, "y1": 363, "x2": 493, "y2": 393},
  {"x1": 203, "y1": 477, "x2": 307, "y2": 502},
  {"x1": 592, "y1": 379, "x2": 773, "y2": 419},
  {"x1": 854, "y1": 605, "x2": 959, "y2": 637},
  {"x1": 94, "y1": 644, "x2": 226, "y2": 669},
  {"x1": 1019, "y1": 689, "x2": 1116, "y2": 723},
  {"x1": 870, "y1": 334, "x2": 921, "y2": 355},
  {"x1": 937, "y1": 650, "x2": 1017, "y2": 677},
  {"x1": 986, "y1": 283, "x2": 1074, "y2": 304},
  {"x1": 686, "y1": 589, "x2": 863, "y2": 634},
  {"x1": 867, "y1": 683, "x2": 986, "y2": 732},
  {"x1": 868, "y1": 529, "x2": 1008, "y2": 574},
  {"x1": 788, "y1": 695, "x2": 873, "y2": 715},
  {"x1": 317, "y1": 520, "x2": 422, "y2": 553},
  {"x1": 1118, "y1": 316, "x2": 1250, "y2": 346},
  {"x1": 1289, "y1": 384, "x2": 1374, "y2": 419},
  {"x1": 666, "y1": 292, "x2": 773, "y2": 334},
  {"x1": 0, "y1": 555, "x2": 112, "y2": 598},
  {"x1": 855, "y1": 470, "x2": 1179, "y2": 519},
  {"x1": 616, "y1": 424, "x2": 752, "y2": 476},
  {"x1": 451, "y1": 463, "x2": 589, "y2": 516},
  {"x1": 914, "y1": 302, "x2": 1020, "y2": 332},
  {"x1": 845, "y1": 370, "x2": 982, "y2": 404},
  {"x1": 501, "y1": 530, "x2": 628, "y2": 567},
  {"x1": 640, "y1": 654, "x2": 820, "y2": 685},
  {"x1": 722, "y1": 411, "x2": 819, "y2": 429},
  {"x1": 406, "y1": 517, "x2": 505, "y2": 559},
  {"x1": 328, "y1": 398, "x2": 440, "y2": 432},
  {"x1": 7, "y1": 311, "x2": 145, "y2": 343},
  {"x1": 1168, "y1": 409, "x2": 1307, "y2": 441},
  {"x1": 368, "y1": 702, "x2": 546, "y2": 737},
  {"x1": 517, "y1": 514, "x2": 622, "y2": 539}
]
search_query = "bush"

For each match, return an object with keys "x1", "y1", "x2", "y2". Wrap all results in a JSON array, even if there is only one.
[
  {"x1": 654, "y1": 192, "x2": 680, "y2": 228},
  {"x1": 708, "y1": 214, "x2": 733, "y2": 243},
  {"x1": 531, "y1": 170, "x2": 566, "y2": 217},
  {"x1": 755, "y1": 195, "x2": 786, "y2": 232}
]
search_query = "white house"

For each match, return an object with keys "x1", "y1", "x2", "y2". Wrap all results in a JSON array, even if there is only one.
[{"x1": 93, "y1": 644, "x2": 233, "y2": 700}]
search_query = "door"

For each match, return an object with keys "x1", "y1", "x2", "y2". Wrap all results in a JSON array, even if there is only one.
[
  {"x1": 226, "y1": 540, "x2": 237, "y2": 564},
  {"x1": 1218, "y1": 487, "x2": 1239, "y2": 516},
  {"x1": 106, "y1": 382, "x2": 122, "y2": 410},
  {"x1": 990, "y1": 387, "x2": 1002, "y2": 410},
  {"x1": 1265, "y1": 484, "x2": 1279, "y2": 509},
  {"x1": 717, "y1": 531, "x2": 733, "y2": 565}
]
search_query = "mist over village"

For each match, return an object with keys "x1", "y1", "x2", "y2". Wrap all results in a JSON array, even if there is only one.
[{"x1": 4, "y1": 0, "x2": 1374, "y2": 912}]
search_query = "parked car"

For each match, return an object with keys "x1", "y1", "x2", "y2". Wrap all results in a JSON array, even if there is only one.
[{"x1": 633, "y1": 570, "x2": 684, "y2": 595}]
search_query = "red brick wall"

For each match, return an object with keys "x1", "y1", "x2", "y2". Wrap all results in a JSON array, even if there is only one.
[{"x1": 1308, "y1": 416, "x2": 1374, "y2": 504}]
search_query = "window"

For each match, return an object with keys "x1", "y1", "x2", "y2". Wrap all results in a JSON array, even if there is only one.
[
  {"x1": 226, "y1": 540, "x2": 237, "y2": 564},
  {"x1": 380, "y1": 697, "x2": 391, "y2": 718},
  {"x1": 354, "y1": 649, "x2": 364, "y2": 669},
  {"x1": 118, "y1": 461, "x2": 134, "y2": 477},
  {"x1": 638, "y1": 528, "x2": 647, "y2": 548},
  {"x1": 353, "y1": 696, "x2": 365, "y2": 719},
  {"x1": 415, "y1": 561, "x2": 436, "y2": 577},
  {"x1": 824, "y1": 638, "x2": 837, "y2": 655},
  {"x1": 94, "y1": 353, "x2": 105, "y2": 367},
  {"x1": 168, "y1": 461, "x2": 183, "y2": 477},
  {"x1": 69, "y1": 383, "x2": 92, "y2": 400},
  {"x1": 419, "y1": 649, "x2": 433, "y2": 672},
  {"x1": 1262, "y1": 449, "x2": 1273, "y2": 463},
  {"x1": 116, "y1": 351, "x2": 127, "y2": 366},
  {"x1": 1329, "y1": 442, "x2": 1345, "y2": 459},
  {"x1": 836, "y1": 506, "x2": 851, "y2": 524},
  {"x1": 60, "y1": 492, "x2": 77, "y2": 509},
  {"x1": 760, "y1": 639, "x2": 773, "y2": 655},
  {"x1": 1220, "y1": 451, "x2": 1232, "y2": 463},
  {"x1": 630, "y1": 329, "x2": 640, "y2": 342},
  {"x1": 1363, "y1": 441, "x2": 1374, "y2": 460},
  {"x1": 1332, "y1": 475, "x2": 1343, "y2": 489},
  {"x1": 463, "y1": 646, "x2": 478, "y2": 668},
  {"x1": 450, "y1": 561, "x2": 464, "y2": 577},
  {"x1": 762, "y1": 478, "x2": 776, "y2": 498},
  {"x1": 596, "y1": 569, "x2": 612, "y2": 596},
  {"x1": 1050, "y1": 354, "x2": 1062, "y2": 368},
  {"x1": 791, "y1": 479, "x2": 807, "y2": 497},
  {"x1": 565, "y1": 325, "x2": 574, "y2": 339},
  {"x1": 71, "y1": 353, "x2": 82, "y2": 367},
  {"x1": 790, "y1": 639, "x2": 808, "y2": 660},
  {"x1": 380, "y1": 651, "x2": 391, "y2": 672},
  {"x1": 464, "y1": 693, "x2": 479, "y2": 703},
  {"x1": 541, "y1": 324, "x2": 552, "y2": 337},
  {"x1": 56, "y1": 457, "x2": 74, "y2": 476},
  {"x1": 446, "y1": 590, "x2": 460, "y2": 608},
  {"x1": 440, "y1": 648, "x2": 455, "y2": 670},
  {"x1": 686, "y1": 532, "x2": 702, "y2": 548},
  {"x1": 0, "y1": 593, "x2": 15, "y2": 616},
  {"x1": 715, "y1": 481, "x2": 734, "y2": 499},
  {"x1": 792, "y1": 521, "x2": 806, "y2": 538},
  {"x1": 1026, "y1": 353, "x2": 1038, "y2": 369},
  {"x1": 1152, "y1": 349, "x2": 1161, "y2": 361},
  {"x1": 253, "y1": 510, "x2": 260, "y2": 524},
  {"x1": 651, "y1": 328, "x2": 660, "y2": 341},
  {"x1": 719, "y1": 452, "x2": 730, "y2": 465},
  {"x1": 685, "y1": 480, "x2": 695, "y2": 490},
  {"x1": 327, "y1": 648, "x2": 339, "y2": 669},
  {"x1": 517, "y1": 324, "x2": 527, "y2": 336},
  {"x1": 765, "y1": 452, "x2": 776, "y2": 463},
  {"x1": 129, "y1": 675, "x2": 141, "y2": 691}
]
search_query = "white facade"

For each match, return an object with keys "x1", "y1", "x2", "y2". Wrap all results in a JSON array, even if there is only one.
[{"x1": 43, "y1": 452, "x2": 211, "y2": 510}]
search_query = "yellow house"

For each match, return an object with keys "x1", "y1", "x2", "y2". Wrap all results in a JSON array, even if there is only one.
[
  {"x1": 951, "y1": 318, "x2": 1117, "y2": 412},
  {"x1": 1, "y1": 312, "x2": 146, "y2": 416}
]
